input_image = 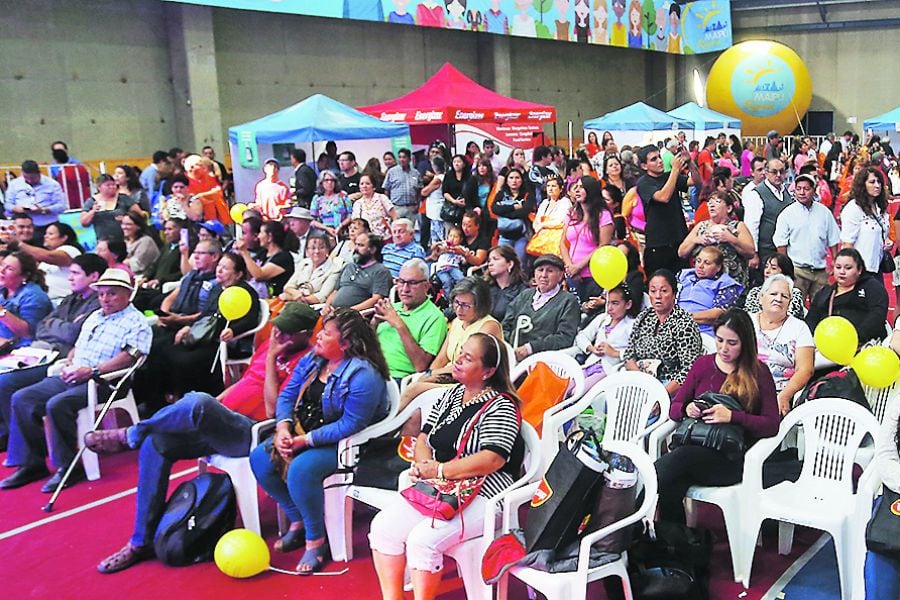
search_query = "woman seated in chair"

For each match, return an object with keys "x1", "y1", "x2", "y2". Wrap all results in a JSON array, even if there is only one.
[
  {"x1": 370, "y1": 333, "x2": 523, "y2": 600},
  {"x1": 280, "y1": 232, "x2": 340, "y2": 305},
  {"x1": 676, "y1": 245, "x2": 743, "y2": 336},
  {"x1": 250, "y1": 308, "x2": 390, "y2": 574},
  {"x1": 749, "y1": 274, "x2": 815, "y2": 416},
  {"x1": 623, "y1": 269, "x2": 703, "y2": 397},
  {"x1": 400, "y1": 277, "x2": 503, "y2": 409},
  {"x1": 654, "y1": 309, "x2": 779, "y2": 523},
  {"x1": 742, "y1": 253, "x2": 805, "y2": 319},
  {"x1": 806, "y1": 247, "x2": 889, "y2": 349},
  {"x1": 134, "y1": 253, "x2": 262, "y2": 408},
  {"x1": 85, "y1": 304, "x2": 318, "y2": 574}
]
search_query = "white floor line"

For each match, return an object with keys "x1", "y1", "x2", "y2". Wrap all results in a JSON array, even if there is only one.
[
  {"x1": 760, "y1": 532, "x2": 831, "y2": 600},
  {"x1": 0, "y1": 466, "x2": 198, "y2": 541}
]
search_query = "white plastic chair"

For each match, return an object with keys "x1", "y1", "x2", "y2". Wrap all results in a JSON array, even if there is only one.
[
  {"x1": 700, "y1": 333, "x2": 716, "y2": 355},
  {"x1": 496, "y1": 441, "x2": 658, "y2": 600},
  {"x1": 218, "y1": 300, "x2": 269, "y2": 384},
  {"x1": 736, "y1": 399, "x2": 881, "y2": 597},
  {"x1": 862, "y1": 379, "x2": 899, "y2": 424},
  {"x1": 541, "y1": 371, "x2": 670, "y2": 472},
  {"x1": 76, "y1": 357, "x2": 147, "y2": 481}
]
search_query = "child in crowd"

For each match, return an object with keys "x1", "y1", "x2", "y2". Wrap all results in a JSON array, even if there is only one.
[
  {"x1": 573, "y1": 284, "x2": 639, "y2": 386},
  {"x1": 429, "y1": 225, "x2": 467, "y2": 299}
]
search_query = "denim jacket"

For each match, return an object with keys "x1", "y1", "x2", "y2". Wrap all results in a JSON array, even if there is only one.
[{"x1": 275, "y1": 353, "x2": 388, "y2": 448}]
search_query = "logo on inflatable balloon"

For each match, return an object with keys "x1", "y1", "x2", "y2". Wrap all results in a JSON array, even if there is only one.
[{"x1": 706, "y1": 40, "x2": 812, "y2": 136}]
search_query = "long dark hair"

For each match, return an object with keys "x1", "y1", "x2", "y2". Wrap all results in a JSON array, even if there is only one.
[
  {"x1": 849, "y1": 166, "x2": 888, "y2": 217},
  {"x1": 575, "y1": 176, "x2": 611, "y2": 245},
  {"x1": 324, "y1": 308, "x2": 390, "y2": 380},
  {"x1": 262, "y1": 219, "x2": 298, "y2": 252},
  {"x1": 121, "y1": 212, "x2": 155, "y2": 243},
  {"x1": 10, "y1": 251, "x2": 48, "y2": 292},
  {"x1": 468, "y1": 333, "x2": 519, "y2": 402},
  {"x1": 47, "y1": 222, "x2": 84, "y2": 253},
  {"x1": 116, "y1": 165, "x2": 143, "y2": 192},
  {"x1": 714, "y1": 309, "x2": 760, "y2": 413},
  {"x1": 484, "y1": 245, "x2": 525, "y2": 288}
]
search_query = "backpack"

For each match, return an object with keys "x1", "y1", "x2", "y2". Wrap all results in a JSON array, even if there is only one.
[
  {"x1": 793, "y1": 367, "x2": 869, "y2": 410},
  {"x1": 154, "y1": 472, "x2": 237, "y2": 566},
  {"x1": 624, "y1": 521, "x2": 713, "y2": 600}
]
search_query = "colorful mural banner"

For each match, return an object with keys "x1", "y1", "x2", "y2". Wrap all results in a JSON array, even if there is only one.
[{"x1": 164, "y1": 0, "x2": 731, "y2": 55}]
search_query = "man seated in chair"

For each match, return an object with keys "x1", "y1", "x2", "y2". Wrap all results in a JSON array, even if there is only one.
[
  {"x1": 0, "y1": 268, "x2": 152, "y2": 493},
  {"x1": 373, "y1": 258, "x2": 447, "y2": 382},
  {"x1": 0, "y1": 254, "x2": 107, "y2": 454},
  {"x1": 84, "y1": 302, "x2": 317, "y2": 574}
]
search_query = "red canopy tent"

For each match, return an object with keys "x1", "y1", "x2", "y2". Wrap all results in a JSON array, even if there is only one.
[{"x1": 358, "y1": 63, "x2": 557, "y2": 149}]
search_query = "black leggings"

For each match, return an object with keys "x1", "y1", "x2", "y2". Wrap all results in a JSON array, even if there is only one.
[{"x1": 654, "y1": 446, "x2": 743, "y2": 523}]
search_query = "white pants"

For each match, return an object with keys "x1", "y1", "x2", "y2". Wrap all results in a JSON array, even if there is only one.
[{"x1": 368, "y1": 493, "x2": 489, "y2": 573}]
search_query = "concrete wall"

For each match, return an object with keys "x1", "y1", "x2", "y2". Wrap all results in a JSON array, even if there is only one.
[{"x1": 0, "y1": 0, "x2": 177, "y2": 164}]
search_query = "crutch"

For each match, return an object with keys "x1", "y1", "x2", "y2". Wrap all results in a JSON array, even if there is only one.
[{"x1": 43, "y1": 349, "x2": 144, "y2": 513}]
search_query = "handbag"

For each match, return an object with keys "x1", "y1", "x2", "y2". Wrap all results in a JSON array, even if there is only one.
[
  {"x1": 866, "y1": 488, "x2": 900, "y2": 557},
  {"x1": 401, "y1": 394, "x2": 513, "y2": 523},
  {"x1": 669, "y1": 392, "x2": 746, "y2": 461},
  {"x1": 878, "y1": 217, "x2": 895, "y2": 273},
  {"x1": 526, "y1": 224, "x2": 564, "y2": 257},
  {"x1": 182, "y1": 314, "x2": 219, "y2": 347},
  {"x1": 440, "y1": 201, "x2": 464, "y2": 224}
]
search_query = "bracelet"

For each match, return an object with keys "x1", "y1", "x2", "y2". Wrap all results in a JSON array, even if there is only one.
[{"x1": 437, "y1": 462, "x2": 445, "y2": 481}]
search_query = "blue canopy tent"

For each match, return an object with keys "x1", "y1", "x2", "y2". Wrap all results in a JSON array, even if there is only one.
[
  {"x1": 668, "y1": 102, "x2": 742, "y2": 141},
  {"x1": 583, "y1": 102, "x2": 694, "y2": 148},
  {"x1": 864, "y1": 107, "x2": 900, "y2": 133},
  {"x1": 228, "y1": 94, "x2": 410, "y2": 202}
]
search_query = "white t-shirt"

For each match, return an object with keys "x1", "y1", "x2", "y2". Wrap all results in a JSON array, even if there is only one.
[
  {"x1": 425, "y1": 173, "x2": 445, "y2": 221},
  {"x1": 40, "y1": 245, "x2": 82, "y2": 302},
  {"x1": 752, "y1": 313, "x2": 814, "y2": 392},
  {"x1": 840, "y1": 200, "x2": 888, "y2": 273}
]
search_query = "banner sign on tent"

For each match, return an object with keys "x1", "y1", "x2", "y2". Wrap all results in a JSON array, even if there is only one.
[
  {"x1": 237, "y1": 130, "x2": 259, "y2": 169},
  {"x1": 164, "y1": 0, "x2": 731, "y2": 56},
  {"x1": 391, "y1": 134, "x2": 413, "y2": 156}
]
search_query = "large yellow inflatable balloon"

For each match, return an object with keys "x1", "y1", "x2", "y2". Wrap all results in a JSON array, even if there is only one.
[
  {"x1": 589, "y1": 246, "x2": 628, "y2": 290},
  {"x1": 813, "y1": 316, "x2": 858, "y2": 366},
  {"x1": 218, "y1": 286, "x2": 252, "y2": 322},
  {"x1": 214, "y1": 529, "x2": 270, "y2": 579},
  {"x1": 852, "y1": 346, "x2": 900, "y2": 389},
  {"x1": 230, "y1": 203, "x2": 248, "y2": 224},
  {"x1": 706, "y1": 40, "x2": 812, "y2": 136}
]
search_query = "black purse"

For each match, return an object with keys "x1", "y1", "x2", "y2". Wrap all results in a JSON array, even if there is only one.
[
  {"x1": 866, "y1": 488, "x2": 900, "y2": 557},
  {"x1": 440, "y1": 201, "x2": 464, "y2": 224},
  {"x1": 182, "y1": 314, "x2": 219, "y2": 347},
  {"x1": 878, "y1": 218, "x2": 895, "y2": 273},
  {"x1": 669, "y1": 392, "x2": 746, "y2": 461}
]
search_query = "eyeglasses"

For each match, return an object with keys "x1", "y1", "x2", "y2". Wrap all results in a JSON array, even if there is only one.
[
  {"x1": 193, "y1": 251, "x2": 217, "y2": 255},
  {"x1": 767, "y1": 169, "x2": 786, "y2": 175},
  {"x1": 452, "y1": 299, "x2": 473, "y2": 311},
  {"x1": 394, "y1": 277, "x2": 428, "y2": 287}
]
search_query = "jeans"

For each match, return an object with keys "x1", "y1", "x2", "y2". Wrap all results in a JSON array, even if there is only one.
[
  {"x1": 654, "y1": 445, "x2": 743, "y2": 523},
  {"x1": 8, "y1": 376, "x2": 103, "y2": 470},
  {"x1": 429, "y1": 218, "x2": 446, "y2": 246},
  {"x1": 436, "y1": 267, "x2": 465, "y2": 300},
  {"x1": 249, "y1": 438, "x2": 338, "y2": 541},
  {"x1": 0, "y1": 364, "x2": 49, "y2": 440},
  {"x1": 126, "y1": 391, "x2": 255, "y2": 546},
  {"x1": 499, "y1": 235, "x2": 528, "y2": 266}
]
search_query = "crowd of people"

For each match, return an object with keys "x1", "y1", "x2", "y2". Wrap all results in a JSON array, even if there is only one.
[{"x1": 0, "y1": 129, "x2": 898, "y2": 598}]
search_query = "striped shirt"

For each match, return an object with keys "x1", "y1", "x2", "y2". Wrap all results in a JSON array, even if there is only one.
[
  {"x1": 423, "y1": 385, "x2": 523, "y2": 499},
  {"x1": 71, "y1": 304, "x2": 153, "y2": 368},
  {"x1": 382, "y1": 242, "x2": 427, "y2": 278}
]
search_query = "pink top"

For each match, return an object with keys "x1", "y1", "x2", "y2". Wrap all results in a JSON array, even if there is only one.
[{"x1": 566, "y1": 210, "x2": 613, "y2": 278}]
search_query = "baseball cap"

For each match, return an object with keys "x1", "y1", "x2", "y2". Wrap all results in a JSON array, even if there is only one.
[
  {"x1": 271, "y1": 302, "x2": 318, "y2": 334},
  {"x1": 198, "y1": 220, "x2": 225, "y2": 237}
]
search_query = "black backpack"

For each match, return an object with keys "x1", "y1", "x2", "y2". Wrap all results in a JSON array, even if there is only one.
[
  {"x1": 154, "y1": 472, "x2": 237, "y2": 566},
  {"x1": 794, "y1": 367, "x2": 869, "y2": 410}
]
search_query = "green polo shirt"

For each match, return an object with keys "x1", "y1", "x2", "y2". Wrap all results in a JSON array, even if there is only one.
[{"x1": 376, "y1": 299, "x2": 447, "y2": 379}]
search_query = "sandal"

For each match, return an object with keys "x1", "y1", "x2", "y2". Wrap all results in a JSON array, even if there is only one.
[
  {"x1": 296, "y1": 543, "x2": 330, "y2": 575},
  {"x1": 97, "y1": 544, "x2": 154, "y2": 574},
  {"x1": 274, "y1": 526, "x2": 305, "y2": 553},
  {"x1": 84, "y1": 428, "x2": 131, "y2": 455}
]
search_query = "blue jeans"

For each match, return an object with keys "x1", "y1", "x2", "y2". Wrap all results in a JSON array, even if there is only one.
[
  {"x1": 8, "y1": 376, "x2": 100, "y2": 470},
  {"x1": 127, "y1": 391, "x2": 255, "y2": 547},
  {"x1": 499, "y1": 236, "x2": 528, "y2": 266},
  {"x1": 436, "y1": 267, "x2": 465, "y2": 300},
  {"x1": 865, "y1": 496, "x2": 900, "y2": 599},
  {"x1": 0, "y1": 364, "x2": 49, "y2": 441},
  {"x1": 249, "y1": 438, "x2": 338, "y2": 541},
  {"x1": 429, "y1": 218, "x2": 445, "y2": 246}
]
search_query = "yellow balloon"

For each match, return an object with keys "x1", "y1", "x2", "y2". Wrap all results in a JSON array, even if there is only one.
[
  {"x1": 218, "y1": 286, "x2": 252, "y2": 322},
  {"x1": 589, "y1": 246, "x2": 628, "y2": 290},
  {"x1": 706, "y1": 40, "x2": 812, "y2": 136},
  {"x1": 814, "y1": 316, "x2": 858, "y2": 366},
  {"x1": 214, "y1": 528, "x2": 270, "y2": 579},
  {"x1": 852, "y1": 346, "x2": 900, "y2": 389},
  {"x1": 230, "y1": 203, "x2": 248, "y2": 224}
]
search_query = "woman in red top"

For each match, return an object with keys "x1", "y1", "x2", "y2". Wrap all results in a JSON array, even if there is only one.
[{"x1": 185, "y1": 154, "x2": 232, "y2": 225}]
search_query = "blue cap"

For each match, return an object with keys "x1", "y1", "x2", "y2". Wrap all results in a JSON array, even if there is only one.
[{"x1": 198, "y1": 220, "x2": 225, "y2": 237}]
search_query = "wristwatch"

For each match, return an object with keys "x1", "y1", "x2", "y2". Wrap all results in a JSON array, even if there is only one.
[
  {"x1": 91, "y1": 367, "x2": 101, "y2": 378},
  {"x1": 0, "y1": 309, "x2": 8, "y2": 318}
]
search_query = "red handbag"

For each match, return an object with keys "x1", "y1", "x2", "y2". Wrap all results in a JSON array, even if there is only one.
[{"x1": 401, "y1": 394, "x2": 517, "y2": 525}]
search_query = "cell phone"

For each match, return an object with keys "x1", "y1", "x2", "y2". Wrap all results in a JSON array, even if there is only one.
[{"x1": 180, "y1": 228, "x2": 190, "y2": 246}]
